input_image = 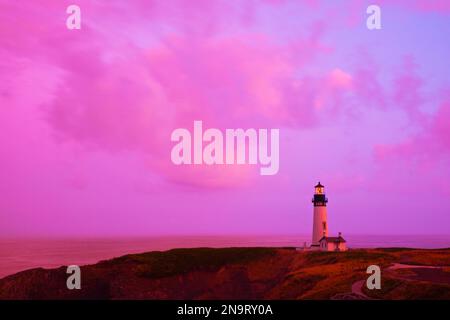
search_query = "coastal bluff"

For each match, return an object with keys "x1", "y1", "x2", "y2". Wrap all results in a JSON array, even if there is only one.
[{"x1": 1, "y1": 247, "x2": 449, "y2": 300}]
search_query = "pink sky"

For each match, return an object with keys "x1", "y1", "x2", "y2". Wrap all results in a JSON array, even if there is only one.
[{"x1": 1, "y1": 0, "x2": 450, "y2": 237}]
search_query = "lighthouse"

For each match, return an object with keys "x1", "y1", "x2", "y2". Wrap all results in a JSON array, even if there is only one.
[{"x1": 311, "y1": 182, "x2": 328, "y2": 248}]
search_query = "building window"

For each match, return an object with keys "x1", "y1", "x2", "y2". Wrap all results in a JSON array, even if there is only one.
[{"x1": 322, "y1": 222, "x2": 327, "y2": 230}]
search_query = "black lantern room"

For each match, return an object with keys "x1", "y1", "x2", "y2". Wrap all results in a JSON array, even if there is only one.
[{"x1": 312, "y1": 182, "x2": 328, "y2": 207}]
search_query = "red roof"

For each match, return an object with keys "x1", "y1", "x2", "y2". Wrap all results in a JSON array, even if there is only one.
[{"x1": 319, "y1": 236, "x2": 346, "y2": 243}]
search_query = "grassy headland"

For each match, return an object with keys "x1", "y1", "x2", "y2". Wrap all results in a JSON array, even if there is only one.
[{"x1": 0, "y1": 247, "x2": 449, "y2": 299}]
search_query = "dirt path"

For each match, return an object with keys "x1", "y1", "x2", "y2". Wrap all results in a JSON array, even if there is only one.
[
  {"x1": 340, "y1": 263, "x2": 447, "y2": 299},
  {"x1": 351, "y1": 279, "x2": 370, "y2": 299},
  {"x1": 330, "y1": 279, "x2": 371, "y2": 300}
]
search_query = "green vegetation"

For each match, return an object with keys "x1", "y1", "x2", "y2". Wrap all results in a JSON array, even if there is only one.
[
  {"x1": 274, "y1": 273, "x2": 326, "y2": 299},
  {"x1": 123, "y1": 247, "x2": 277, "y2": 279},
  {"x1": 302, "y1": 249, "x2": 394, "y2": 267}
]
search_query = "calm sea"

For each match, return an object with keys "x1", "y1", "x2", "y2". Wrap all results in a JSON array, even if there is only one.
[{"x1": 0, "y1": 235, "x2": 449, "y2": 279}]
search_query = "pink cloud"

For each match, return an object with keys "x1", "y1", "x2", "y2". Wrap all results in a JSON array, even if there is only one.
[
  {"x1": 3, "y1": 0, "x2": 437, "y2": 189},
  {"x1": 392, "y1": 56, "x2": 427, "y2": 122},
  {"x1": 328, "y1": 68, "x2": 353, "y2": 89},
  {"x1": 43, "y1": 32, "x2": 337, "y2": 187},
  {"x1": 0, "y1": 1, "x2": 358, "y2": 188},
  {"x1": 391, "y1": 0, "x2": 450, "y2": 14},
  {"x1": 352, "y1": 0, "x2": 450, "y2": 15},
  {"x1": 373, "y1": 94, "x2": 450, "y2": 195}
]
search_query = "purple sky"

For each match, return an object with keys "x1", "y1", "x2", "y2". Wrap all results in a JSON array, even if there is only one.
[{"x1": 1, "y1": 0, "x2": 450, "y2": 237}]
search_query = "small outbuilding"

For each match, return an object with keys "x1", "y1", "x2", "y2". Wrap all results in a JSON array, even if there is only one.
[{"x1": 319, "y1": 232, "x2": 347, "y2": 252}]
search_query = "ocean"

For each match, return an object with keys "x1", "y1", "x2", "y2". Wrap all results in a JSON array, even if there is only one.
[{"x1": 0, "y1": 235, "x2": 449, "y2": 279}]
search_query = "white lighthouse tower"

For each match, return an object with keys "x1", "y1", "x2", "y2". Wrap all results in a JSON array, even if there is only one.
[{"x1": 311, "y1": 182, "x2": 328, "y2": 248}]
